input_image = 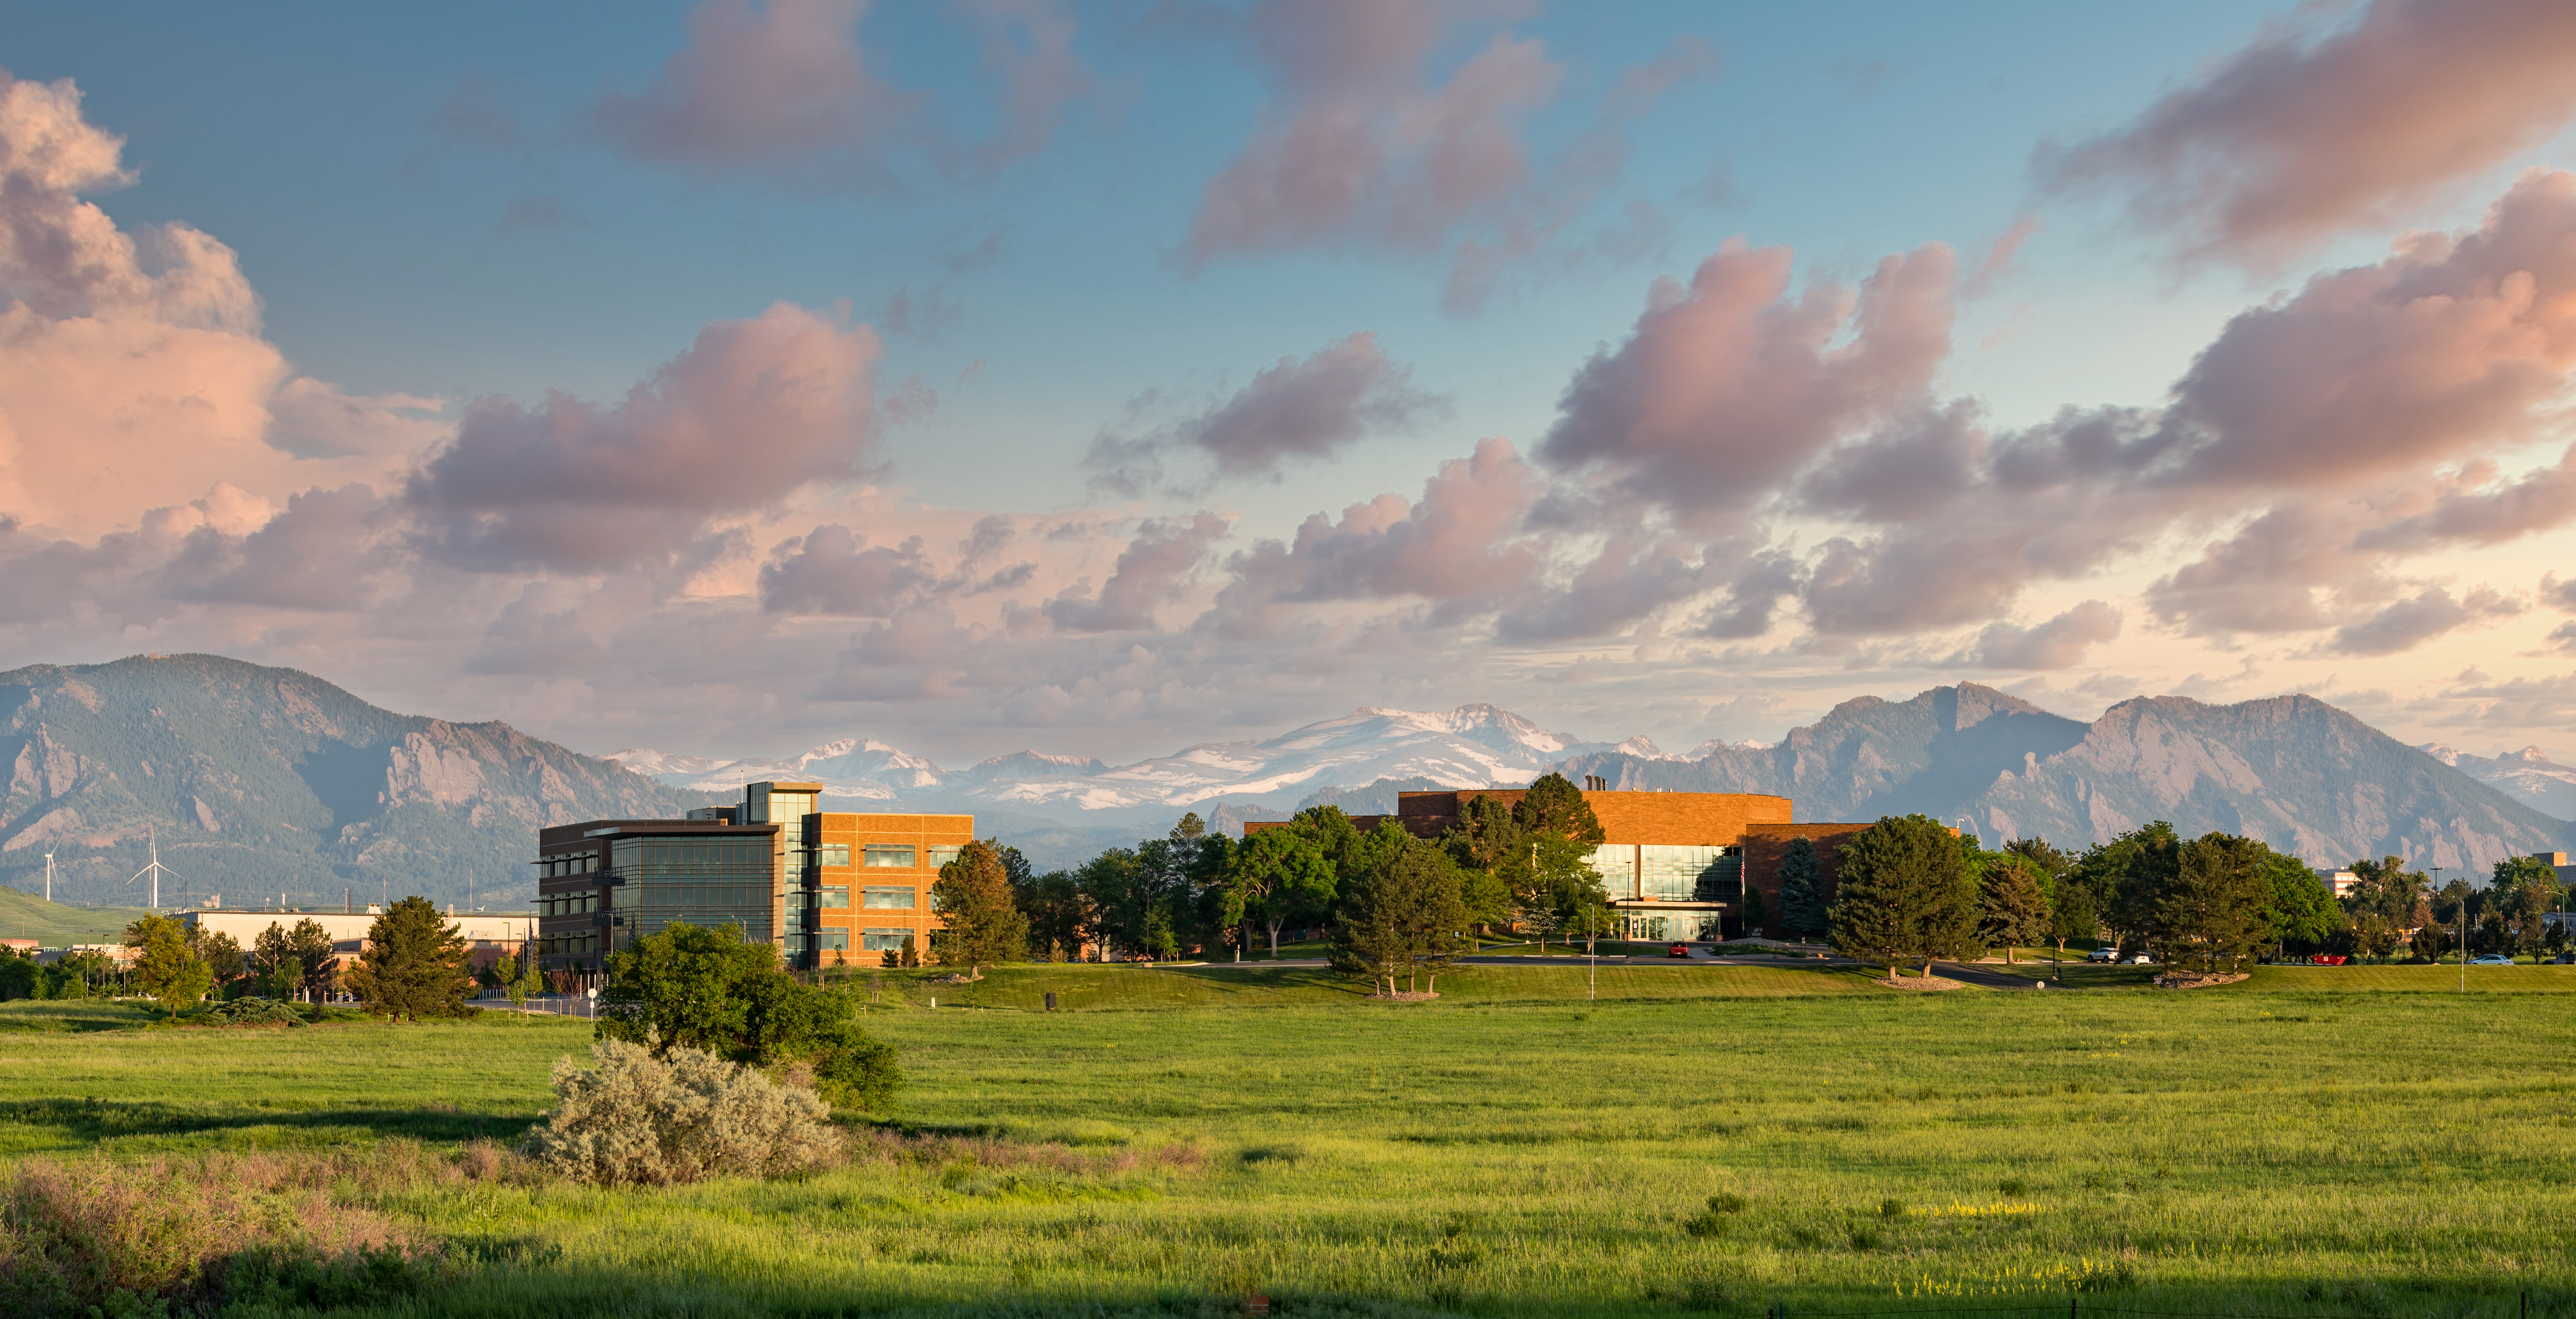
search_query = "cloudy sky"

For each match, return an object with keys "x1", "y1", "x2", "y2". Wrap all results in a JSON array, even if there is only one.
[{"x1": 5, "y1": 0, "x2": 2576, "y2": 769}]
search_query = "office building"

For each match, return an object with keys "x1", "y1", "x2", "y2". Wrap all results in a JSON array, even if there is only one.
[{"x1": 536, "y1": 781, "x2": 971, "y2": 976}]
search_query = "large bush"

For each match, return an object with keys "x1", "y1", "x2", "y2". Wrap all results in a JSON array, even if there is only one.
[
  {"x1": 599, "y1": 922, "x2": 903, "y2": 1114},
  {"x1": 521, "y1": 1037, "x2": 843, "y2": 1187}
]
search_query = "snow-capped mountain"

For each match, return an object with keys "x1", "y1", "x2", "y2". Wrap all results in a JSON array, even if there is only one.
[
  {"x1": 607, "y1": 737, "x2": 943, "y2": 802},
  {"x1": 609, "y1": 704, "x2": 1634, "y2": 818},
  {"x1": 2418, "y1": 744, "x2": 2576, "y2": 821}
]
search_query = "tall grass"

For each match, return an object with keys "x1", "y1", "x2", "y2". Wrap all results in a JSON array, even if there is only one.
[{"x1": 0, "y1": 976, "x2": 2569, "y2": 1315}]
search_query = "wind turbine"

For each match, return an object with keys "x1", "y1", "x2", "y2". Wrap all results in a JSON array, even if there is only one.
[
  {"x1": 42, "y1": 853, "x2": 53, "y2": 903},
  {"x1": 129, "y1": 825, "x2": 181, "y2": 910}
]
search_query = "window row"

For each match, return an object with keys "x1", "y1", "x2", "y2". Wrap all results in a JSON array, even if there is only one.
[
  {"x1": 537, "y1": 932, "x2": 598, "y2": 957},
  {"x1": 543, "y1": 890, "x2": 601, "y2": 917},
  {"x1": 540, "y1": 851, "x2": 598, "y2": 878},
  {"x1": 860, "y1": 928, "x2": 917, "y2": 951}
]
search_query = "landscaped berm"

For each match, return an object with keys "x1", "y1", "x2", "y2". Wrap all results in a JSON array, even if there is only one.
[{"x1": 0, "y1": 963, "x2": 2569, "y2": 1318}]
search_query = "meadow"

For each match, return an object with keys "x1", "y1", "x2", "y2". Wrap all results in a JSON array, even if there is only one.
[{"x1": 0, "y1": 965, "x2": 2570, "y2": 1318}]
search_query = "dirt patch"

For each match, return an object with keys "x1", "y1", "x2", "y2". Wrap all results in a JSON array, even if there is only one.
[
  {"x1": 1874, "y1": 974, "x2": 1966, "y2": 991},
  {"x1": 1370, "y1": 991, "x2": 1442, "y2": 1002},
  {"x1": 2154, "y1": 971, "x2": 2250, "y2": 989}
]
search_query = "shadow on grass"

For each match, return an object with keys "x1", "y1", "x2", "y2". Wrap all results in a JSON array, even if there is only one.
[{"x1": 0, "y1": 1096, "x2": 540, "y2": 1147}]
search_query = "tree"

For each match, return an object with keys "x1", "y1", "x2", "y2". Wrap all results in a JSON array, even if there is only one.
[
  {"x1": 124, "y1": 914, "x2": 212, "y2": 1017},
  {"x1": 1736, "y1": 883, "x2": 1769, "y2": 941},
  {"x1": 2151, "y1": 834, "x2": 2271, "y2": 974},
  {"x1": 2259, "y1": 852, "x2": 2340, "y2": 957},
  {"x1": 2048, "y1": 879, "x2": 2098, "y2": 962},
  {"x1": 1330, "y1": 835, "x2": 1466, "y2": 996},
  {"x1": 597, "y1": 920, "x2": 903, "y2": 1112},
  {"x1": 2080, "y1": 822, "x2": 2180, "y2": 954},
  {"x1": 2493, "y1": 856, "x2": 2560, "y2": 956},
  {"x1": 1978, "y1": 854, "x2": 2051, "y2": 963},
  {"x1": 1511, "y1": 775, "x2": 1608, "y2": 946},
  {"x1": 1776, "y1": 836, "x2": 1830, "y2": 943},
  {"x1": 189, "y1": 927, "x2": 246, "y2": 995},
  {"x1": 1014, "y1": 868, "x2": 1091, "y2": 960},
  {"x1": 0, "y1": 949, "x2": 36, "y2": 1001},
  {"x1": 1223, "y1": 826, "x2": 1337, "y2": 959},
  {"x1": 264, "y1": 956, "x2": 303, "y2": 1001},
  {"x1": 2004, "y1": 836, "x2": 2074, "y2": 883},
  {"x1": 494, "y1": 950, "x2": 535, "y2": 1017},
  {"x1": 346, "y1": 896, "x2": 475, "y2": 1020},
  {"x1": 253, "y1": 917, "x2": 341, "y2": 1001},
  {"x1": 1825, "y1": 815, "x2": 1981, "y2": 978},
  {"x1": 930, "y1": 839, "x2": 1029, "y2": 978}
]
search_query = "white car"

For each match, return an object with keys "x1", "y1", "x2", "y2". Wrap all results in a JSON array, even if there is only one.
[
  {"x1": 2084, "y1": 947, "x2": 2117, "y2": 963},
  {"x1": 2125, "y1": 952, "x2": 2154, "y2": 966}
]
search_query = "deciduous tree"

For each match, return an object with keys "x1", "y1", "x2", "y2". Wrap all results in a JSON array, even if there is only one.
[
  {"x1": 1223, "y1": 826, "x2": 1337, "y2": 959},
  {"x1": 124, "y1": 914, "x2": 210, "y2": 1016},
  {"x1": 598, "y1": 921, "x2": 903, "y2": 1112}
]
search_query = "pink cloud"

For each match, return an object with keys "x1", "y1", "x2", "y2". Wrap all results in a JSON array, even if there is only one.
[
  {"x1": 1044, "y1": 512, "x2": 1228, "y2": 632},
  {"x1": 590, "y1": 0, "x2": 911, "y2": 189},
  {"x1": 407, "y1": 303, "x2": 884, "y2": 571},
  {"x1": 2040, "y1": 0, "x2": 2576, "y2": 266},
  {"x1": 1185, "y1": 0, "x2": 1560, "y2": 266},
  {"x1": 1537, "y1": 240, "x2": 1953, "y2": 522},
  {"x1": 0, "y1": 69, "x2": 426, "y2": 537}
]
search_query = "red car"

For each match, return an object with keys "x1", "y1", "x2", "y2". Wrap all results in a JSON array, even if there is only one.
[{"x1": 1669, "y1": 943, "x2": 1692, "y2": 958}]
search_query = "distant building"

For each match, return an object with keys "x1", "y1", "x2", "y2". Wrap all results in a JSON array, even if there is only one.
[
  {"x1": 181, "y1": 908, "x2": 538, "y2": 965},
  {"x1": 536, "y1": 782, "x2": 972, "y2": 978},
  {"x1": 1250, "y1": 785, "x2": 1891, "y2": 941},
  {"x1": 2315, "y1": 869, "x2": 2362, "y2": 898}
]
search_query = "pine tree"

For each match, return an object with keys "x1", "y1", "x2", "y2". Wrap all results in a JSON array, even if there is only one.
[
  {"x1": 1825, "y1": 815, "x2": 1982, "y2": 978},
  {"x1": 2152, "y1": 834, "x2": 2271, "y2": 974},
  {"x1": 1330, "y1": 836, "x2": 1466, "y2": 996},
  {"x1": 346, "y1": 895, "x2": 474, "y2": 1020},
  {"x1": 929, "y1": 839, "x2": 1030, "y2": 979},
  {"x1": 1777, "y1": 836, "x2": 1829, "y2": 942},
  {"x1": 1977, "y1": 855, "x2": 2051, "y2": 963}
]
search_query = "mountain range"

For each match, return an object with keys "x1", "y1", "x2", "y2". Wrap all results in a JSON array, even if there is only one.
[
  {"x1": 2415, "y1": 744, "x2": 2576, "y2": 822},
  {"x1": 0, "y1": 655, "x2": 2564, "y2": 911},
  {"x1": 617, "y1": 681, "x2": 2574, "y2": 871},
  {"x1": 0, "y1": 655, "x2": 717, "y2": 914}
]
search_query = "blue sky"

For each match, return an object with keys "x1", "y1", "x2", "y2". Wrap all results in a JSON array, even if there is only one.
[{"x1": 2, "y1": 0, "x2": 2575, "y2": 769}]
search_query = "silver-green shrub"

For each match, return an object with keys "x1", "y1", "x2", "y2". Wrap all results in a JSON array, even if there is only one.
[{"x1": 520, "y1": 1037, "x2": 842, "y2": 1187}]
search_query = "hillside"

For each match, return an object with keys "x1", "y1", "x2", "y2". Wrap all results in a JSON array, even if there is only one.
[
  {"x1": 1556, "y1": 684, "x2": 2572, "y2": 868},
  {"x1": 0, "y1": 887, "x2": 154, "y2": 946},
  {"x1": 0, "y1": 655, "x2": 719, "y2": 911}
]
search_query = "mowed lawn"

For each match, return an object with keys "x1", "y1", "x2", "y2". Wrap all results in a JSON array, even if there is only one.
[{"x1": 0, "y1": 968, "x2": 2570, "y2": 1317}]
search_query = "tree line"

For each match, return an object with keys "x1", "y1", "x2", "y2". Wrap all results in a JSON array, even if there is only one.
[{"x1": 1774, "y1": 815, "x2": 2569, "y2": 975}]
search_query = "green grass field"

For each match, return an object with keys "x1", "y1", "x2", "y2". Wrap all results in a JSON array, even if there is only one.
[{"x1": 1, "y1": 966, "x2": 2571, "y2": 1317}]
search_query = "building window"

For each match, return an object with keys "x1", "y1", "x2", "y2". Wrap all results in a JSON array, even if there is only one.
[
  {"x1": 818, "y1": 929, "x2": 850, "y2": 951},
  {"x1": 862, "y1": 886, "x2": 916, "y2": 909},
  {"x1": 863, "y1": 845, "x2": 916, "y2": 868},
  {"x1": 927, "y1": 845, "x2": 963, "y2": 869},
  {"x1": 821, "y1": 887, "x2": 851, "y2": 908},
  {"x1": 861, "y1": 928, "x2": 912, "y2": 951},
  {"x1": 1640, "y1": 845, "x2": 1729, "y2": 901},
  {"x1": 819, "y1": 843, "x2": 852, "y2": 868}
]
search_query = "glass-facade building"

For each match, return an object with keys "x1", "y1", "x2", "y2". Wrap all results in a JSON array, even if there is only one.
[
  {"x1": 535, "y1": 781, "x2": 973, "y2": 976},
  {"x1": 1590, "y1": 843, "x2": 1742, "y2": 941}
]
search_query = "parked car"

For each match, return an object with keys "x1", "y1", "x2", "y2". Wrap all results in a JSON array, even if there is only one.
[
  {"x1": 2084, "y1": 947, "x2": 2117, "y2": 963},
  {"x1": 1668, "y1": 943, "x2": 1691, "y2": 958},
  {"x1": 2125, "y1": 952, "x2": 2154, "y2": 965},
  {"x1": 2309, "y1": 954, "x2": 2348, "y2": 966},
  {"x1": 2556, "y1": 951, "x2": 2574, "y2": 965},
  {"x1": 2470, "y1": 954, "x2": 2515, "y2": 966}
]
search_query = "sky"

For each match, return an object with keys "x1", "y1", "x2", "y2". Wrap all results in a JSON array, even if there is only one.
[{"x1": 4, "y1": 0, "x2": 2576, "y2": 770}]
